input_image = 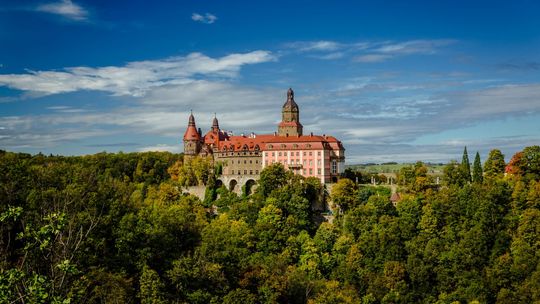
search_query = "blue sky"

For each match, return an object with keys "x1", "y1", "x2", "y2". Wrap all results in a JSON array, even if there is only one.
[{"x1": 1, "y1": 0, "x2": 539, "y2": 163}]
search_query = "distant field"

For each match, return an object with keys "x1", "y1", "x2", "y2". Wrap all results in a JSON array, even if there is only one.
[{"x1": 346, "y1": 163, "x2": 446, "y2": 175}]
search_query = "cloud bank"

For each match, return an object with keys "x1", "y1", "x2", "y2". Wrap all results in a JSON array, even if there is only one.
[
  {"x1": 36, "y1": 0, "x2": 88, "y2": 21},
  {"x1": 0, "y1": 51, "x2": 276, "y2": 97}
]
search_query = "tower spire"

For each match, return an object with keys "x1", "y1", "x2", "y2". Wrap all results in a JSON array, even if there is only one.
[
  {"x1": 212, "y1": 113, "x2": 219, "y2": 131},
  {"x1": 278, "y1": 87, "x2": 303, "y2": 136},
  {"x1": 188, "y1": 110, "x2": 195, "y2": 126}
]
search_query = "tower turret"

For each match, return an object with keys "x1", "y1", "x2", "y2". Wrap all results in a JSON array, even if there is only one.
[
  {"x1": 211, "y1": 113, "x2": 219, "y2": 132},
  {"x1": 183, "y1": 111, "x2": 202, "y2": 156},
  {"x1": 278, "y1": 88, "x2": 303, "y2": 136}
]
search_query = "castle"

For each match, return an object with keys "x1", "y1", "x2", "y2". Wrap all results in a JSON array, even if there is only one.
[{"x1": 183, "y1": 88, "x2": 345, "y2": 189}]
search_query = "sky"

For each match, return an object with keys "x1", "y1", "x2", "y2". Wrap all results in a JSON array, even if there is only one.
[{"x1": 1, "y1": 0, "x2": 539, "y2": 164}]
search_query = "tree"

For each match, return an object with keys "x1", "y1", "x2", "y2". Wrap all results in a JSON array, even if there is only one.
[
  {"x1": 257, "y1": 164, "x2": 289, "y2": 198},
  {"x1": 461, "y1": 146, "x2": 471, "y2": 182},
  {"x1": 484, "y1": 149, "x2": 505, "y2": 178},
  {"x1": 331, "y1": 178, "x2": 358, "y2": 212},
  {"x1": 522, "y1": 145, "x2": 540, "y2": 181},
  {"x1": 443, "y1": 161, "x2": 470, "y2": 187},
  {"x1": 139, "y1": 265, "x2": 166, "y2": 304},
  {"x1": 473, "y1": 151, "x2": 483, "y2": 183}
]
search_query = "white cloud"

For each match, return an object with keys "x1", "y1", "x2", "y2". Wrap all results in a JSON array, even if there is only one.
[
  {"x1": 354, "y1": 54, "x2": 392, "y2": 63},
  {"x1": 0, "y1": 51, "x2": 276, "y2": 97},
  {"x1": 286, "y1": 39, "x2": 456, "y2": 62},
  {"x1": 288, "y1": 41, "x2": 342, "y2": 52},
  {"x1": 311, "y1": 52, "x2": 344, "y2": 60},
  {"x1": 138, "y1": 144, "x2": 183, "y2": 153},
  {"x1": 36, "y1": 0, "x2": 88, "y2": 21},
  {"x1": 374, "y1": 39, "x2": 456, "y2": 55},
  {"x1": 447, "y1": 83, "x2": 540, "y2": 120},
  {"x1": 191, "y1": 13, "x2": 217, "y2": 24}
]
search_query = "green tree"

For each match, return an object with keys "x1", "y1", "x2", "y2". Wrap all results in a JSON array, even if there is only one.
[
  {"x1": 257, "y1": 163, "x2": 289, "y2": 198},
  {"x1": 473, "y1": 151, "x2": 483, "y2": 183},
  {"x1": 443, "y1": 161, "x2": 470, "y2": 186},
  {"x1": 139, "y1": 265, "x2": 166, "y2": 304},
  {"x1": 484, "y1": 149, "x2": 506, "y2": 178},
  {"x1": 461, "y1": 146, "x2": 471, "y2": 182},
  {"x1": 331, "y1": 178, "x2": 358, "y2": 212}
]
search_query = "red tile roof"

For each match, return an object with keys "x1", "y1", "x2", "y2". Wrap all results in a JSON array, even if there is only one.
[{"x1": 216, "y1": 133, "x2": 343, "y2": 151}]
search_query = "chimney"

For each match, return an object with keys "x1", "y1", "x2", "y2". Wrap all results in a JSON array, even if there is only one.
[{"x1": 310, "y1": 132, "x2": 313, "y2": 137}]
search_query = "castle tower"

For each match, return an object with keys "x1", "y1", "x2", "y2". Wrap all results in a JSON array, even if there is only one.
[
  {"x1": 211, "y1": 113, "x2": 219, "y2": 132},
  {"x1": 183, "y1": 111, "x2": 201, "y2": 156},
  {"x1": 278, "y1": 88, "x2": 303, "y2": 136}
]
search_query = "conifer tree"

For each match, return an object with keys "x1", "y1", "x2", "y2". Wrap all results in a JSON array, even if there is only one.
[
  {"x1": 461, "y1": 146, "x2": 471, "y2": 182},
  {"x1": 473, "y1": 151, "x2": 483, "y2": 183}
]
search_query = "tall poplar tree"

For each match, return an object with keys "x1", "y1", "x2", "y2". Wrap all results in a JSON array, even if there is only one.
[
  {"x1": 461, "y1": 146, "x2": 471, "y2": 182},
  {"x1": 472, "y1": 151, "x2": 483, "y2": 183}
]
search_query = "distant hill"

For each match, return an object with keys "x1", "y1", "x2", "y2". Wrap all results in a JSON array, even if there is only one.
[{"x1": 346, "y1": 162, "x2": 446, "y2": 175}]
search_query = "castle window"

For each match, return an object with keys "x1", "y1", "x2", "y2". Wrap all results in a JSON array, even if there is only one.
[
  {"x1": 309, "y1": 169, "x2": 313, "y2": 175},
  {"x1": 250, "y1": 160, "x2": 252, "y2": 164},
  {"x1": 278, "y1": 152, "x2": 282, "y2": 156},
  {"x1": 309, "y1": 160, "x2": 313, "y2": 166},
  {"x1": 256, "y1": 160, "x2": 258, "y2": 164},
  {"x1": 309, "y1": 152, "x2": 313, "y2": 156},
  {"x1": 249, "y1": 170, "x2": 253, "y2": 175},
  {"x1": 296, "y1": 152, "x2": 299, "y2": 156},
  {"x1": 265, "y1": 152, "x2": 268, "y2": 157},
  {"x1": 306, "y1": 144, "x2": 311, "y2": 148},
  {"x1": 318, "y1": 151, "x2": 321, "y2": 156},
  {"x1": 244, "y1": 160, "x2": 247, "y2": 164},
  {"x1": 303, "y1": 152, "x2": 306, "y2": 156},
  {"x1": 272, "y1": 152, "x2": 275, "y2": 157},
  {"x1": 268, "y1": 144, "x2": 273, "y2": 149},
  {"x1": 244, "y1": 170, "x2": 247, "y2": 174},
  {"x1": 231, "y1": 170, "x2": 234, "y2": 174},
  {"x1": 318, "y1": 168, "x2": 321, "y2": 175},
  {"x1": 303, "y1": 169, "x2": 306, "y2": 174},
  {"x1": 255, "y1": 170, "x2": 259, "y2": 174},
  {"x1": 332, "y1": 160, "x2": 337, "y2": 174},
  {"x1": 318, "y1": 160, "x2": 321, "y2": 166},
  {"x1": 293, "y1": 144, "x2": 298, "y2": 149},
  {"x1": 281, "y1": 144, "x2": 286, "y2": 148},
  {"x1": 303, "y1": 160, "x2": 306, "y2": 165}
]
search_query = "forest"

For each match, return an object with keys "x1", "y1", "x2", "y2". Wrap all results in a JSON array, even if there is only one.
[{"x1": 1, "y1": 146, "x2": 539, "y2": 304}]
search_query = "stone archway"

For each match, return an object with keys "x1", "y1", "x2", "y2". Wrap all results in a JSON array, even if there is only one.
[
  {"x1": 229, "y1": 179, "x2": 238, "y2": 192},
  {"x1": 215, "y1": 179, "x2": 223, "y2": 188},
  {"x1": 244, "y1": 179, "x2": 256, "y2": 195}
]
